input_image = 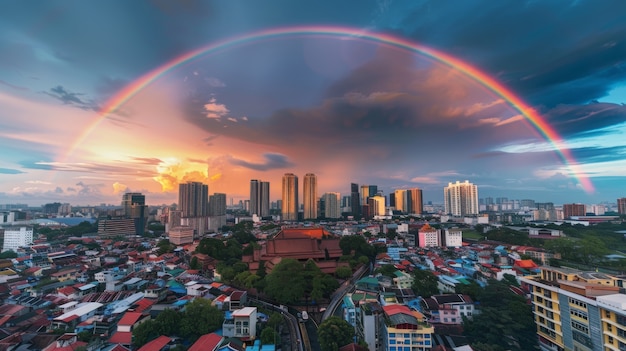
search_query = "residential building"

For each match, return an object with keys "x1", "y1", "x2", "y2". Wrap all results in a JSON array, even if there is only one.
[
  {"x1": 303, "y1": 173, "x2": 318, "y2": 220},
  {"x1": 617, "y1": 198, "x2": 626, "y2": 215},
  {"x1": 169, "y1": 226, "x2": 194, "y2": 245},
  {"x1": 442, "y1": 228, "x2": 463, "y2": 248},
  {"x1": 179, "y1": 182, "x2": 209, "y2": 218},
  {"x1": 444, "y1": 180, "x2": 478, "y2": 216},
  {"x1": 421, "y1": 294, "x2": 474, "y2": 325},
  {"x1": 2, "y1": 226, "x2": 33, "y2": 252},
  {"x1": 357, "y1": 302, "x2": 385, "y2": 351},
  {"x1": 282, "y1": 173, "x2": 299, "y2": 221},
  {"x1": 368, "y1": 195, "x2": 386, "y2": 218},
  {"x1": 382, "y1": 304, "x2": 433, "y2": 351},
  {"x1": 563, "y1": 203, "x2": 586, "y2": 219},
  {"x1": 418, "y1": 224, "x2": 439, "y2": 248},
  {"x1": 322, "y1": 192, "x2": 342, "y2": 219},
  {"x1": 223, "y1": 307, "x2": 257, "y2": 341},
  {"x1": 249, "y1": 180, "x2": 270, "y2": 217},
  {"x1": 521, "y1": 266, "x2": 625, "y2": 351}
]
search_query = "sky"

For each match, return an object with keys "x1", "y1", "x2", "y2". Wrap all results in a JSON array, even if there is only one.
[{"x1": 1, "y1": 0, "x2": 625, "y2": 207}]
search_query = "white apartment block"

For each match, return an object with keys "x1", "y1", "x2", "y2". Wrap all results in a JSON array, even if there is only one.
[
  {"x1": 443, "y1": 228, "x2": 463, "y2": 248},
  {"x1": 2, "y1": 226, "x2": 33, "y2": 252}
]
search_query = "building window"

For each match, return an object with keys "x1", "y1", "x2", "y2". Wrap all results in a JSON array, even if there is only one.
[{"x1": 606, "y1": 310, "x2": 612, "y2": 318}]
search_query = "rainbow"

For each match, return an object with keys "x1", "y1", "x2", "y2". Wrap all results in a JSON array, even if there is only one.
[{"x1": 68, "y1": 25, "x2": 594, "y2": 193}]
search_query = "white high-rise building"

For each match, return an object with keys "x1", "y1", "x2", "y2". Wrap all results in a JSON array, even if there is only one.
[
  {"x1": 2, "y1": 226, "x2": 33, "y2": 252},
  {"x1": 303, "y1": 173, "x2": 318, "y2": 220},
  {"x1": 322, "y1": 192, "x2": 341, "y2": 219},
  {"x1": 444, "y1": 180, "x2": 479, "y2": 216}
]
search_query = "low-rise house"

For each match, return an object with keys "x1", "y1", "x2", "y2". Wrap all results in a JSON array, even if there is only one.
[
  {"x1": 137, "y1": 335, "x2": 171, "y2": 351},
  {"x1": 223, "y1": 307, "x2": 257, "y2": 341},
  {"x1": 108, "y1": 311, "x2": 149, "y2": 347},
  {"x1": 43, "y1": 333, "x2": 87, "y2": 351},
  {"x1": 51, "y1": 302, "x2": 103, "y2": 331}
]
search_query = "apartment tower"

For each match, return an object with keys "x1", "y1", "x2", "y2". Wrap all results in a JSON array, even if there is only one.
[
  {"x1": 250, "y1": 180, "x2": 270, "y2": 217},
  {"x1": 303, "y1": 173, "x2": 318, "y2": 220},
  {"x1": 281, "y1": 173, "x2": 299, "y2": 221},
  {"x1": 444, "y1": 180, "x2": 478, "y2": 216},
  {"x1": 178, "y1": 182, "x2": 209, "y2": 217}
]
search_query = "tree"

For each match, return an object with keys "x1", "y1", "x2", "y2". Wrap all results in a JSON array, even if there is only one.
[
  {"x1": 386, "y1": 229, "x2": 397, "y2": 240},
  {"x1": 411, "y1": 269, "x2": 439, "y2": 297},
  {"x1": 155, "y1": 308, "x2": 181, "y2": 336},
  {"x1": 260, "y1": 327, "x2": 279, "y2": 345},
  {"x1": 463, "y1": 279, "x2": 538, "y2": 351},
  {"x1": 318, "y1": 316, "x2": 354, "y2": 351},
  {"x1": 264, "y1": 259, "x2": 306, "y2": 304},
  {"x1": 189, "y1": 256, "x2": 200, "y2": 270},
  {"x1": 455, "y1": 280, "x2": 483, "y2": 301},
  {"x1": 267, "y1": 312, "x2": 283, "y2": 329},
  {"x1": 132, "y1": 320, "x2": 160, "y2": 348},
  {"x1": 0, "y1": 250, "x2": 17, "y2": 259},
  {"x1": 335, "y1": 266, "x2": 353, "y2": 279},
  {"x1": 375, "y1": 264, "x2": 398, "y2": 278},
  {"x1": 179, "y1": 299, "x2": 224, "y2": 341}
]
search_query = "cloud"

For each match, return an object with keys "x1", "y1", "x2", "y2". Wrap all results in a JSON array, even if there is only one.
[
  {"x1": 153, "y1": 158, "x2": 209, "y2": 192},
  {"x1": 112, "y1": 182, "x2": 128, "y2": 194},
  {"x1": 25, "y1": 180, "x2": 51, "y2": 184},
  {"x1": 0, "y1": 79, "x2": 28, "y2": 91},
  {"x1": 228, "y1": 153, "x2": 294, "y2": 171},
  {"x1": 205, "y1": 77, "x2": 226, "y2": 88},
  {"x1": 43, "y1": 85, "x2": 101, "y2": 111},
  {"x1": 204, "y1": 97, "x2": 230, "y2": 119},
  {"x1": 75, "y1": 181, "x2": 104, "y2": 196},
  {"x1": 0, "y1": 168, "x2": 25, "y2": 174}
]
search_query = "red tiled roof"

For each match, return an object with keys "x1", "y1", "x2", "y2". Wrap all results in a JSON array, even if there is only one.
[
  {"x1": 383, "y1": 304, "x2": 411, "y2": 316},
  {"x1": 109, "y1": 332, "x2": 132, "y2": 345},
  {"x1": 133, "y1": 298, "x2": 156, "y2": 313},
  {"x1": 109, "y1": 345, "x2": 130, "y2": 351},
  {"x1": 137, "y1": 336, "x2": 171, "y2": 351},
  {"x1": 118, "y1": 312, "x2": 143, "y2": 326},
  {"x1": 514, "y1": 259, "x2": 538, "y2": 269},
  {"x1": 188, "y1": 333, "x2": 222, "y2": 351}
]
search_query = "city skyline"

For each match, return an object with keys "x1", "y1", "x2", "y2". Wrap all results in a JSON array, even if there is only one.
[{"x1": 1, "y1": 1, "x2": 625, "y2": 206}]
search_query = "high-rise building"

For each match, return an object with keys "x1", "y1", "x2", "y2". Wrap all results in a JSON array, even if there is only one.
[
  {"x1": 350, "y1": 183, "x2": 360, "y2": 218},
  {"x1": 209, "y1": 193, "x2": 227, "y2": 216},
  {"x1": 2, "y1": 226, "x2": 33, "y2": 252},
  {"x1": 178, "y1": 182, "x2": 209, "y2": 218},
  {"x1": 563, "y1": 203, "x2": 586, "y2": 218},
  {"x1": 521, "y1": 266, "x2": 626, "y2": 351},
  {"x1": 407, "y1": 188, "x2": 423, "y2": 215},
  {"x1": 360, "y1": 185, "x2": 370, "y2": 207},
  {"x1": 368, "y1": 195, "x2": 385, "y2": 218},
  {"x1": 303, "y1": 173, "x2": 318, "y2": 220},
  {"x1": 250, "y1": 180, "x2": 270, "y2": 217},
  {"x1": 444, "y1": 180, "x2": 479, "y2": 216},
  {"x1": 282, "y1": 173, "x2": 298, "y2": 221},
  {"x1": 394, "y1": 189, "x2": 406, "y2": 213},
  {"x1": 322, "y1": 192, "x2": 341, "y2": 219},
  {"x1": 122, "y1": 192, "x2": 145, "y2": 217},
  {"x1": 617, "y1": 198, "x2": 626, "y2": 215}
]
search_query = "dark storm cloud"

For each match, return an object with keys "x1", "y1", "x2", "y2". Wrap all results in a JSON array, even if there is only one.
[
  {"x1": 229, "y1": 153, "x2": 294, "y2": 171},
  {"x1": 543, "y1": 102, "x2": 626, "y2": 138},
  {"x1": 0, "y1": 168, "x2": 25, "y2": 174},
  {"x1": 43, "y1": 85, "x2": 100, "y2": 111},
  {"x1": 378, "y1": 0, "x2": 626, "y2": 107}
]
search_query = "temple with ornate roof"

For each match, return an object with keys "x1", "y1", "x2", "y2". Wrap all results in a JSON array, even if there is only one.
[{"x1": 242, "y1": 227, "x2": 347, "y2": 274}]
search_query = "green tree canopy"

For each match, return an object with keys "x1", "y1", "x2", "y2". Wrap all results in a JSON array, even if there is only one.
[
  {"x1": 179, "y1": 299, "x2": 224, "y2": 341},
  {"x1": 463, "y1": 279, "x2": 538, "y2": 351},
  {"x1": 411, "y1": 269, "x2": 439, "y2": 297},
  {"x1": 260, "y1": 327, "x2": 279, "y2": 345},
  {"x1": 318, "y1": 316, "x2": 355, "y2": 351}
]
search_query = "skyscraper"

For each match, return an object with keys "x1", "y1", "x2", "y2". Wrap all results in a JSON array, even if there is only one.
[
  {"x1": 303, "y1": 173, "x2": 318, "y2": 220},
  {"x1": 368, "y1": 195, "x2": 386, "y2": 218},
  {"x1": 121, "y1": 192, "x2": 145, "y2": 218},
  {"x1": 282, "y1": 173, "x2": 299, "y2": 221},
  {"x1": 179, "y1": 182, "x2": 209, "y2": 218},
  {"x1": 250, "y1": 180, "x2": 270, "y2": 217},
  {"x1": 322, "y1": 192, "x2": 341, "y2": 219},
  {"x1": 209, "y1": 193, "x2": 227, "y2": 216},
  {"x1": 444, "y1": 180, "x2": 478, "y2": 216},
  {"x1": 394, "y1": 189, "x2": 405, "y2": 213},
  {"x1": 350, "y1": 183, "x2": 360, "y2": 218},
  {"x1": 407, "y1": 188, "x2": 423, "y2": 215}
]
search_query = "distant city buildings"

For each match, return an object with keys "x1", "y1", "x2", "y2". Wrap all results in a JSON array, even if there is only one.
[
  {"x1": 444, "y1": 180, "x2": 478, "y2": 216},
  {"x1": 179, "y1": 182, "x2": 209, "y2": 218},
  {"x1": 321, "y1": 192, "x2": 341, "y2": 219}
]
